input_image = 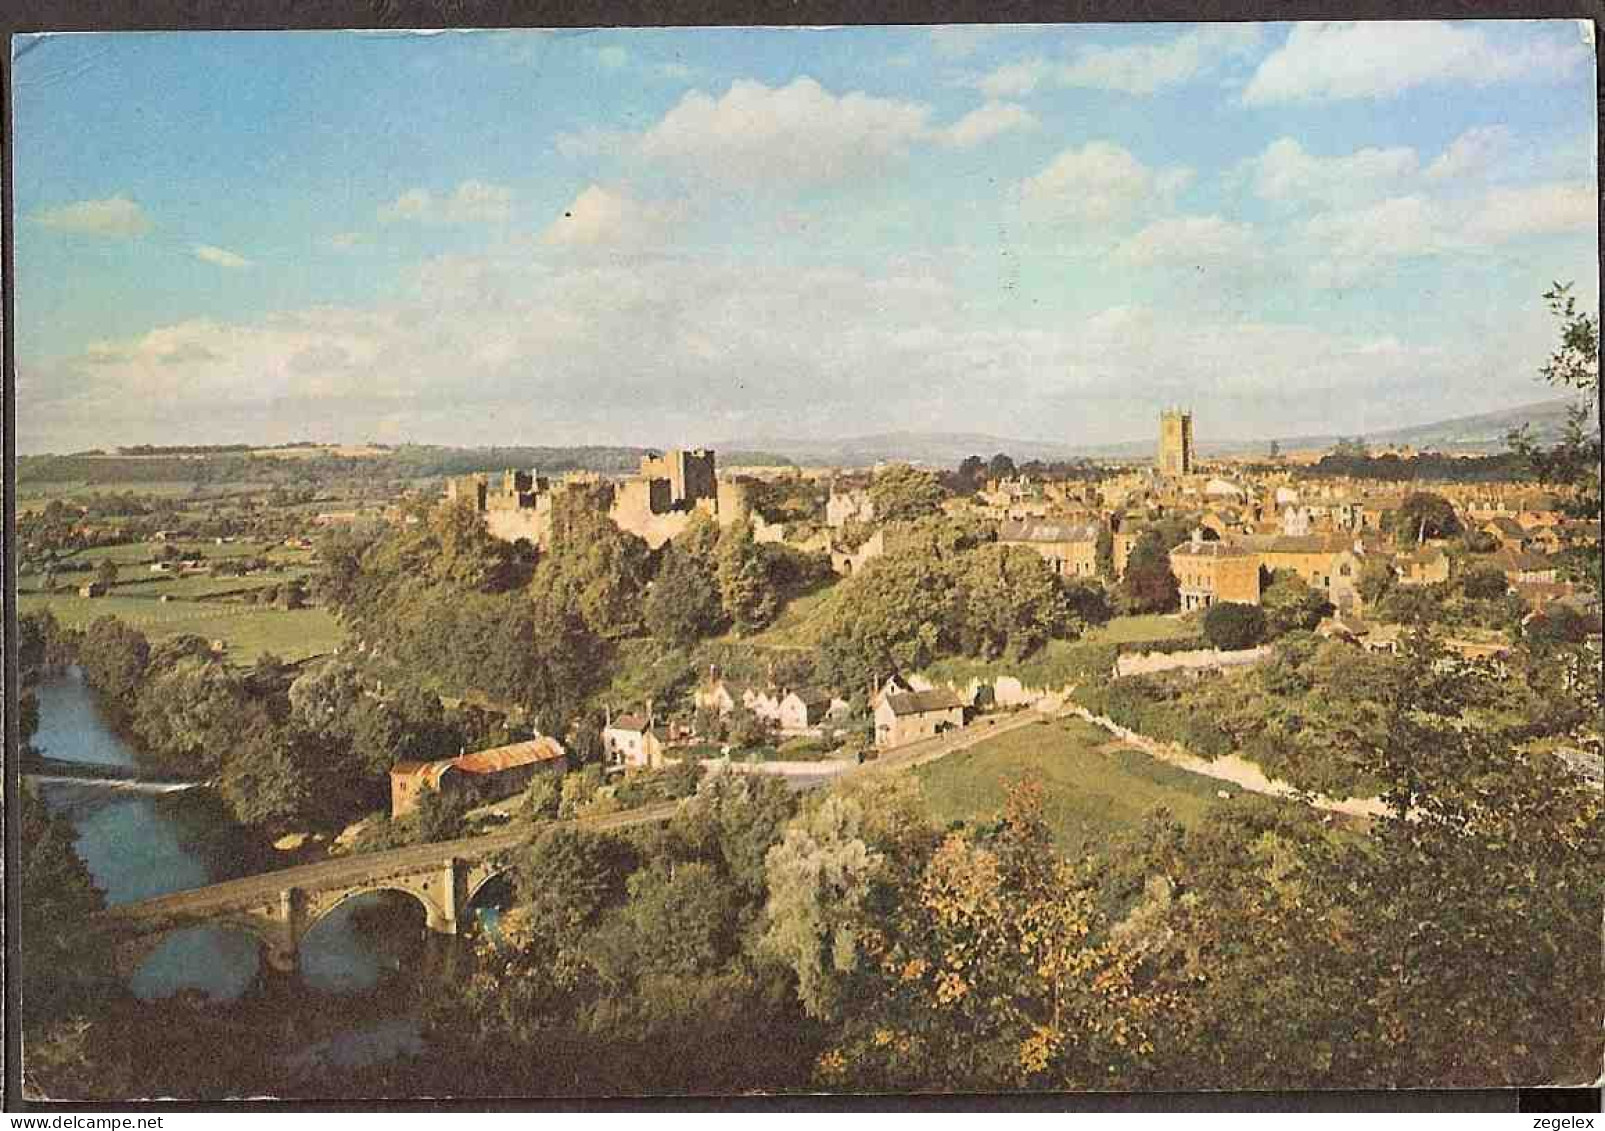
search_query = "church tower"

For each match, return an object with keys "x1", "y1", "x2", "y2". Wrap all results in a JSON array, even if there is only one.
[{"x1": 1158, "y1": 408, "x2": 1194, "y2": 477}]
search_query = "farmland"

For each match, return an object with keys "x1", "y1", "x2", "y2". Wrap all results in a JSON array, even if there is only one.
[{"x1": 18, "y1": 591, "x2": 344, "y2": 665}]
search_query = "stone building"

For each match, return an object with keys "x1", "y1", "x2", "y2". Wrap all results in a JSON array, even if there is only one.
[
  {"x1": 389, "y1": 736, "x2": 568, "y2": 819},
  {"x1": 1158, "y1": 408, "x2": 1194, "y2": 478},
  {"x1": 603, "y1": 712, "x2": 667, "y2": 769},
  {"x1": 1241, "y1": 533, "x2": 1365, "y2": 610},
  {"x1": 996, "y1": 517, "x2": 1102, "y2": 579},
  {"x1": 873, "y1": 689, "x2": 966, "y2": 749},
  {"x1": 1169, "y1": 532, "x2": 1260, "y2": 611}
]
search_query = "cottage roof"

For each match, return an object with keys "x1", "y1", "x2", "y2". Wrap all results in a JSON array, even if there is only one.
[
  {"x1": 884, "y1": 689, "x2": 965, "y2": 716},
  {"x1": 609, "y1": 713, "x2": 652, "y2": 733},
  {"x1": 1485, "y1": 517, "x2": 1527, "y2": 537}
]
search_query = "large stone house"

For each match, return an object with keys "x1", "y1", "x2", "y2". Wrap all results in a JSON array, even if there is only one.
[
  {"x1": 1245, "y1": 533, "x2": 1364, "y2": 610},
  {"x1": 996, "y1": 517, "x2": 1102, "y2": 579},
  {"x1": 1169, "y1": 534, "x2": 1261, "y2": 611},
  {"x1": 874, "y1": 689, "x2": 966, "y2": 749}
]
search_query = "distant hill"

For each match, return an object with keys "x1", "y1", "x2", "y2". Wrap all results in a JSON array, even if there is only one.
[
  {"x1": 712, "y1": 431, "x2": 1087, "y2": 468},
  {"x1": 721, "y1": 398, "x2": 1586, "y2": 466}
]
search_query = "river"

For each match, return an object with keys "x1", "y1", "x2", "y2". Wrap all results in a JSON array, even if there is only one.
[{"x1": 28, "y1": 668, "x2": 491, "y2": 1073}]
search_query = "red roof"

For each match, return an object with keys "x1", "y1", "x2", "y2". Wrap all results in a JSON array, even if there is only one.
[{"x1": 452, "y1": 737, "x2": 566, "y2": 775}]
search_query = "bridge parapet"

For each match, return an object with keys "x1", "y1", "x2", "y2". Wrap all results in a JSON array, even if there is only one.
[{"x1": 98, "y1": 801, "x2": 679, "y2": 982}]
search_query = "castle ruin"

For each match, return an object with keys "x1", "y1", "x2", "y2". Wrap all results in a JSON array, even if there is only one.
[{"x1": 446, "y1": 447, "x2": 747, "y2": 551}]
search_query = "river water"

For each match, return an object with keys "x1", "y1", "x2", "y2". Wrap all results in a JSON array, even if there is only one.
[{"x1": 29, "y1": 668, "x2": 486, "y2": 1072}]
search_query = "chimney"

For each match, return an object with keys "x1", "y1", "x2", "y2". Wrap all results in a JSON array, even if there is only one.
[{"x1": 1191, "y1": 528, "x2": 1203, "y2": 547}]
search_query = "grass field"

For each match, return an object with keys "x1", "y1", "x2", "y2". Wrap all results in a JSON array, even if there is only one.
[
  {"x1": 1085, "y1": 613, "x2": 1200, "y2": 645},
  {"x1": 17, "y1": 592, "x2": 345, "y2": 665},
  {"x1": 914, "y1": 716, "x2": 1229, "y2": 858}
]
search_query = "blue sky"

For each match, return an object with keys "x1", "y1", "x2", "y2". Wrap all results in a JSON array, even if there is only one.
[{"x1": 12, "y1": 22, "x2": 1598, "y2": 452}]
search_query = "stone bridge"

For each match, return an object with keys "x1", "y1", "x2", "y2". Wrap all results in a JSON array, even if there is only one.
[{"x1": 98, "y1": 802, "x2": 680, "y2": 978}]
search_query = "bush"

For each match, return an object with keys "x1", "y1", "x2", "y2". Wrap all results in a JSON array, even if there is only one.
[{"x1": 1201, "y1": 602, "x2": 1268, "y2": 651}]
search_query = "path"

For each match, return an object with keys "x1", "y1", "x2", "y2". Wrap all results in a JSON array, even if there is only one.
[{"x1": 1062, "y1": 703, "x2": 1394, "y2": 820}]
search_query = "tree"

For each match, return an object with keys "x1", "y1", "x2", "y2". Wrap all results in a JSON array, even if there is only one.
[
  {"x1": 95, "y1": 558, "x2": 119, "y2": 589},
  {"x1": 868, "y1": 463, "x2": 946, "y2": 524},
  {"x1": 715, "y1": 519, "x2": 779, "y2": 635},
  {"x1": 529, "y1": 502, "x2": 652, "y2": 639},
  {"x1": 18, "y1": 785, "x2": 110, "y2": 1024},
  {"x1": 950, "y1": 455, "x2": 987, "y2": 495},
  {"x1": 1120, "y1": 531, "x2": 1180, "y2": 614},
  {"x1": 1095, "y1": 526, "x2": 1115, "y2": 580},
  {"x1": 215, "y1": 703, "x2": 314, "y2": 827},
  {"x1": 130, "y1": 656, "x2": 246, "y2": 774},
  {"x1": 77, "y1": 616, "x2": 150, "y2": 709},
  {"x1": 1509, "y1": 282, "x2": 1601, "y2": 592},
  {"x1": 951, "y1": 544, "x2": 1072, "y2": 661},
  {"x1": 1201, "y1": 601, "x2": 1268, "y2": 650},
  {"x1": 1062, "y1": 576, "x2": 1113, "y2": 627},
  {"x1": 1259, "y1": 572, "x2": 1329, "y2": 637},
  {"x1": 1388, "y1": 492, "x2": 1461, "y2": 547},
  {"x1": 1458, "y1": 563, "x2": 1510, "y2": 601},
  {"x1": 986, "y1": 452, "x2": 1017, "y2": 481},
  {"x1": 645, "y1": 542, "x2": 725, "y2": 647},
  {"x1": 288, "y1": 659, "x2": 367, "y2": 738},
  {"x1": 762, "y1": 793, "x2": 885, "y2": 1021},
  {"x1": 815, "y1": 781, "x2": 1173, "y2": 1092},
  {"x1": 1357, "y1": 556, "x2": 1396, "y2": 607}
]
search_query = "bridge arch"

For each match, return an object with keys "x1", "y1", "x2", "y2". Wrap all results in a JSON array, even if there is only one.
[{"x1": 302, "y1": 881, "x2": 445, "y2": 938}]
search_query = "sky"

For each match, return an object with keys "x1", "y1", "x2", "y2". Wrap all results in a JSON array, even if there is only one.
[{"x1": 11, "y1": 22, "x2": 1600, "y2": 454}]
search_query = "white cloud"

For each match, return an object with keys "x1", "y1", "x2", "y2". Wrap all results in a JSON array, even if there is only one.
[
  {"x1": 1018, "y1": 141, "x2": 1193, "y2": 225},
  {"x1": 32, "y1": 196, "x2": 152, "y2": 238},
  {"x1": 1426, "y1": 125, "x2": 1514, "y2": 181},
  {"x1": 637, "y1": 77, "x2": 932, "y2": 186},
  {"x1": 1114, "y1": 215, "x2": 1260, "y2": 268},
  {"x1": 444, "y1": 179, "x2": 514, "y2": 222},
  {"x1": 541, "y1": 184, "x2": 684, "y2": 248},
  {"x1": 971, "y1": 25, "x2": 1261, "y2": 98},
  {"x1": 193, "y1": 244, "x2": 253, "y2": 269},
  {"x1": 1298, "y1": 180, "x2": 1596, "y2": 286},
  {"x1": 1243, "y1": 21, "x2": 1587, "y2": 104},
  {"x1": 327, "y1": 232, "x2": 364, "y2": 250},
  {"x1": 1463, "y1": 181, "x2": 1596, "y2": 243},
  {"x1": 377, "y1": 180, "x2": 514, "y2": 223},
  {"x1": 928, "y1": 25, "x2": 1036, "y2": 59},
  {"x1": 975, "y1": 57, "x2": 1051, "y2": 99},
  {"x1": 595, "y1": 45, "x2": 629, "y2": 69},
  {"x1": 24, "y1": 243, "x2": 1571, "y2": 455},
  {"x1": 555, "y1": 126, "x2": 633, "y2": 159},
  {"x1": 935, "y1": 102, "x2": 1038, "y2": 148},
  {"x1": 1058, "y1": 24, "x2": 1262, "y2": 94},
  {"x1": 1242, "y1": 137, "x2": 1420, "y2": 209}
]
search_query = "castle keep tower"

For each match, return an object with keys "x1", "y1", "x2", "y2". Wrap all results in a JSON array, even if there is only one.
[{"x1": 1158, "y1": 408, "x2": 1194, "y2": 477}]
